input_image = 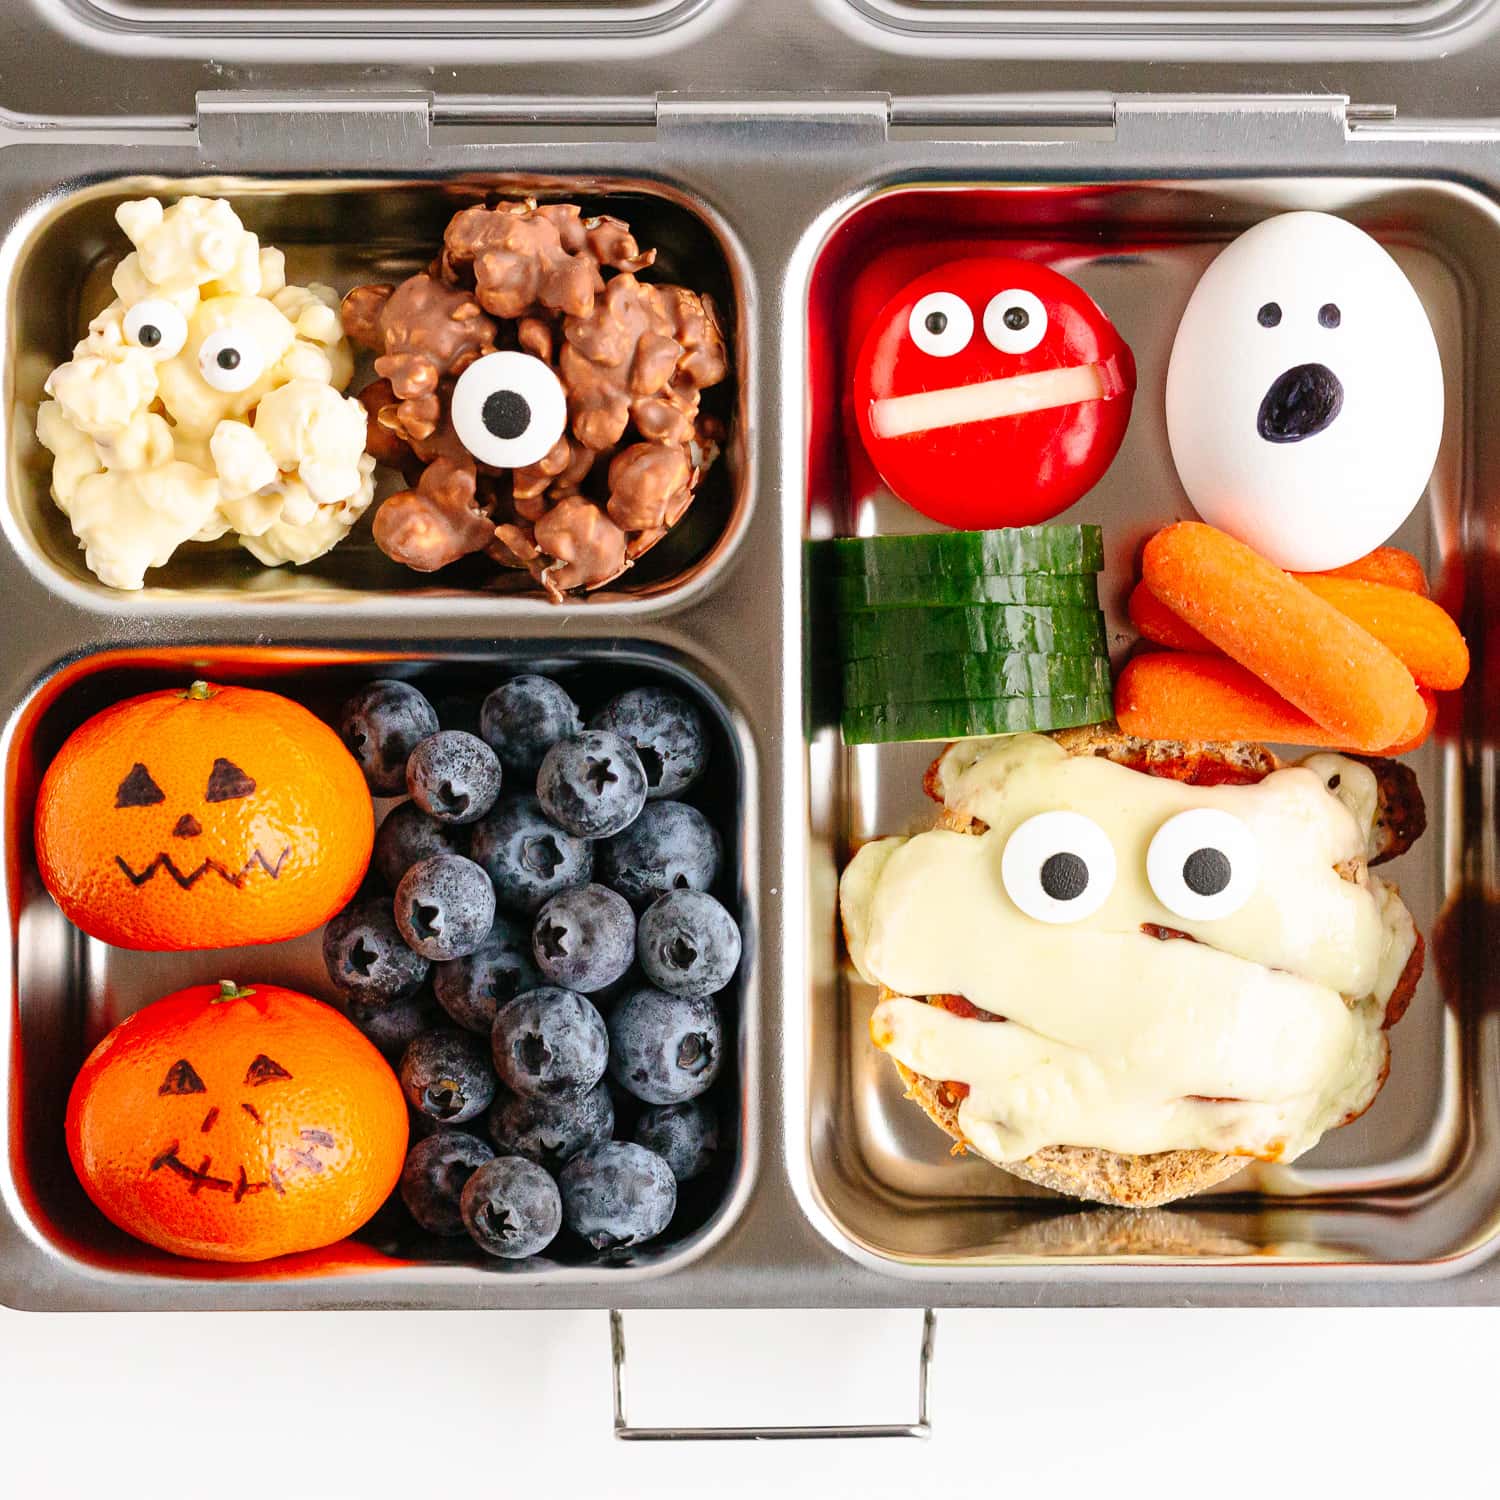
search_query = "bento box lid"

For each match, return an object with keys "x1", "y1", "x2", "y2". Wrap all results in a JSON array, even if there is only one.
[{"x1": 6, "y1": 0, "x2": 1500, "y2": 129}]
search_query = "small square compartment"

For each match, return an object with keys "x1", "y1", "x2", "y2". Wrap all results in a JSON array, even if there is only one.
[
  {"x1": 800, "y1": 175, "x2": 1500, "y2": 1270},
  {"x1": 4, "y1": 176, "x2": 746, "y2": 606},
  {"x1": 1, "y1": 643, "x2": 753, "y2": 1302}
]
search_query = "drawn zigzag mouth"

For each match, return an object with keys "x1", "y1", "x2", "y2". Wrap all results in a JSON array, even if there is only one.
[{"x1": 114, "y1": 846, "x2": 291, "y2": 890}]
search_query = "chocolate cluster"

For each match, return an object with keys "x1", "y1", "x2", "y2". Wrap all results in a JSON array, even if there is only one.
[{"x1": 341, "y1": 200, "x2": 728, "y2": 599}]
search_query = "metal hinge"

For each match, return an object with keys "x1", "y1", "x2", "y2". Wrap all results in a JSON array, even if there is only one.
[
  {"x1": 1113, "y1": 93, "x2": 1394, "y2": 150},
  {"x1": 196, "y1": 91, "x2": 432, "y2": 165}
]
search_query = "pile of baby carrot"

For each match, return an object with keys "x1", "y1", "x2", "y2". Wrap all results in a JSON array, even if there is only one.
[{"x1": 1116, "y1": 523, "x2": 1468, "y2": 754}]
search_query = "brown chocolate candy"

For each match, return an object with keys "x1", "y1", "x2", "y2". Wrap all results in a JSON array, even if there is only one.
[{"x1": 372, "y1": 457, "x2": 496, "y2": 572}]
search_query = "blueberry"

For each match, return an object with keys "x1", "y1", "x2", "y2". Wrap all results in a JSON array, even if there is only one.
[
  {"x1": 399, "y1": 1029, "x2": 496, "y2": 1124},
  {"x1": 433, "y1": 913, "x2": 542, "y2": 1033},
  {"x1": 470, "y1": 796, "x2": 593, "y2": 915},
  {"x1": 633, "y1": 1100, "x2": 719, "y2": 1182},
  {"x1": 491, "y1": 986, "x2": 608, "y2": 1099},
  {"x1": 346, "y1": 987, "x2": 444, "y2": 1062},
  {"x1": 559, "y1": 1141, "x2": 676, "y2": 1251},
  {"x1": 607, "y1": 986, "x2": 723, "y2": 1105},
  {"x1": 340, "y1": 679, "x2": 440, "y2": 795},
  {"x1": 460, "y1": 1156, "x2": 562, "y2": 1259},
  {"x1": 536, "y1": 731, "x2": 647, "y2": 839},
  {"x1": 405, "y1": 730, "x2": 503, "y2": 826},
  {"x1": 637, "y1": 890, "x2": 741, "y2": 999},
  {"x1": 596, "y1": 801, "x2": 722, "y2": 910},
  {"x1": 532, "y1": 883, "x2": 635, "y2": 994},
  {"x1": 480, "y1": 675, "x2": 583, "y2": 776},
  {"x1": 322, "y1": 896, "x2": 430, "y2": 1006},
  {"x1": 374, "y1": 800, "x2": 468, "y2": 888},
  {"x1": 589, "y1": 687, "x2": 708, "y2": 800},
  {"x1": 395, "y1": 854, "x2": 496, "y2": 961},
  {"x1": 487, "y1": 1079, "x2": 615, "y2": 1172},
  {"x1": 400, "y1": 1130, "x2": 495, "y2": 1236}
]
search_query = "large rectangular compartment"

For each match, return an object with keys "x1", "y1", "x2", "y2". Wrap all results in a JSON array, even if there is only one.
[
  {"x1": 4, "y1": 642, "x2": 757, "y2": 1292},
  {"x1": 801, "y1": 174, "x2": 1500, "y2": 1269}
]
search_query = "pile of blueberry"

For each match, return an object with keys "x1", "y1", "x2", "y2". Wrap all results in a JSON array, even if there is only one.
[{"x1": 324, "y1": 672, "x2": 740, "y2": 1263}]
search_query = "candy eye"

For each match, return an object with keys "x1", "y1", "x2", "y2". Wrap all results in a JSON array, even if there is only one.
[
  {"x1": 1146, "y1": 808, "x2": 1260, "y2": 921},
  {"x1": 123, "y1": 299, "x2": 187, "y2": 361},
  {"x1": 198, "y1": 326, "x2": 265, "y2": 393},
  {"x1": 1001, "y1": 811, "x2": 1117, "y2": 925},
  {"x1": 907, "y1": 292, "x2": 974, "y2": 358},
  {"x1": 451, "y1": 351, "x2": 569, "y2": 469},
  {"x1": 983, "y1": 289, "x2": 1048, "y2": 355}
]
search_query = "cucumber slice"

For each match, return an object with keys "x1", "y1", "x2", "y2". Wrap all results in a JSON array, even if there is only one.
[
  {"x1": 826, "y1": 525, "x2": 1103, "y2": 577},
  {"x1": 843, "y1": 651, "x2": 1113, "y2": 708},
  {"x1": 841, "y1": 692, "x2": 1113, "y2": 744},
  {"x1": 833, "y1": 571, "x2": 1098, "y2": 610},
  {"x1": 839, "y1": 603, "x2": 1107, "y2": 659}
]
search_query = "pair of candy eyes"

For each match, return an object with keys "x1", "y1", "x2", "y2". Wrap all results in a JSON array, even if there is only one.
[
  {"x1": 1258, "y1": 301, "x2": 1342, "y2": 329},
  {"x1": 122, "y1": 300, "x2": 265, "y2": 394},
  {"x1": 907, "y1": 288, "x2": 1051, "y2": 360},
  {"x1": 1001, "y1": 807, "x2": 1260, "y2": 926}
]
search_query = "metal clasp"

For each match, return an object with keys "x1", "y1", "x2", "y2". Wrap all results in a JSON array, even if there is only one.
[{"x1": 608, "y1": 1308, "x2": 936, "y2": 1441}]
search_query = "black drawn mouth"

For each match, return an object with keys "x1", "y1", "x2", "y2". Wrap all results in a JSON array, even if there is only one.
[
  {"x1": 150, "y1": 1128, "x2": 334, "y2": 1205},
  {"x1": 115, "y1": 846, "x2": 291, "y2": 891},
  {"x1": 1257, "y1": 362, "x2": 1344, "y2": 444}
]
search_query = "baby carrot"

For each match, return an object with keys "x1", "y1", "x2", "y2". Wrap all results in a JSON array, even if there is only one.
[
  {"x1": 1116, "y1": 653, "x2": 1432, "y2": 755},
  {"x1": 1295, "y1": 575, "x2": 1469, "y2": 692},
  {"x1": 1128, "y1": 579, "x2": 1214, "y2": 652},
  {"x1": 1309, "y1": 546, "x2": 1428, "y2": 596},
  {"x1": 1142, "y1": 523, "x2": 1423, "y2": 750}
]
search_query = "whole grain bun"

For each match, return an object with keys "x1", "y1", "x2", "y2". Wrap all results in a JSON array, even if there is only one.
[{"x1": 882, "y1": 723, "x2": 1426, "y2": 1209}]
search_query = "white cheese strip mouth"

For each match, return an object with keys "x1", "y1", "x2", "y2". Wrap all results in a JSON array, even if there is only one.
[{"x1": 869, "y1": 359, "x2": 1124, "y2": 440}]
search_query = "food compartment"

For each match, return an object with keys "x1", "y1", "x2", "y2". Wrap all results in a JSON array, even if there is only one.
[
  {"x1": 2, "y1": 643, "x2": 752, "y2": 1296},
  {"x1": 4, "y1": 176, "x2": 745, "y2": 605},
  {"x1": 801, "y1": 176, "x2": 1500, "y2": 1268}
]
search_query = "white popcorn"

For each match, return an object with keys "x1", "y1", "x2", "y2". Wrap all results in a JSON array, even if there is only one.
[{"x1": 35, "y1": 195, "x2": 371, "y2": 589}]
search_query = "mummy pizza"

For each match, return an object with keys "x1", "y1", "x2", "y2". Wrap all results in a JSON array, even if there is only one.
[
  {"x1": 853, "y1": 258, "x2": 1136, "y2": 528},
  {"x1": 1166, "y1": 212, "x2": 1444, "y2": 572},
  {"x1": 35, "y1": 197, "x2": 375, "y2": 590},
  {"x1": 341, "y1": 199, "x2": 729, "y2": 601}
]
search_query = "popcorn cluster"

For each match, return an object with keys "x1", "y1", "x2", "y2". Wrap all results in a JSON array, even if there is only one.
[{"x1": 36, "y1": 196, "x2": 375, "y2": 589}]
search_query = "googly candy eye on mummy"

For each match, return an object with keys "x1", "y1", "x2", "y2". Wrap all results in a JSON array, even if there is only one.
[
  {"x1": 1166, "y1": 212, "x2": 1444, "y2": 572},
  {"x1": 853, "y1": 257, "x2": 1136, "y2": 529}
]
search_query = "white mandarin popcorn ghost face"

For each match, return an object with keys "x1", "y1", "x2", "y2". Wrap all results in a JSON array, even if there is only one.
[
  {"x1": 1165, "y1": 212, "x2": 1443, "y2": 572},
  {"x1": 34, "y1": 196, "x2": 372, "y2": 588}
]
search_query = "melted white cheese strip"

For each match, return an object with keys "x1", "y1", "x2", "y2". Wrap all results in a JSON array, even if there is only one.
[{"x1": 840, "y1": 735, "x2": 1416, "y2": 1165}]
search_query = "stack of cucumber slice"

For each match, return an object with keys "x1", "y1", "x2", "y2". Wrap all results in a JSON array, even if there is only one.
[{"x1": 827, "y1": 524, "x2": 1113, "y2": 743}]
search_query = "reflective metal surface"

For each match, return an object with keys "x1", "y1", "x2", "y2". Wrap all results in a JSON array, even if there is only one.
[{"x1": 0, "y1": 72, "x2": 1496, "y2": 1310}]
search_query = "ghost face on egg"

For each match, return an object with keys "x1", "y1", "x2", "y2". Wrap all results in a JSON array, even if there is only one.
[{"x1": 1165, "y1": 211, "x2": 1442, "y2": 572}]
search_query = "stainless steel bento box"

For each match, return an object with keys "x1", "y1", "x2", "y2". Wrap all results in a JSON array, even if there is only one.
[{"x1": 1, "y1": 0, "x2": 1497, "y2": 1311}]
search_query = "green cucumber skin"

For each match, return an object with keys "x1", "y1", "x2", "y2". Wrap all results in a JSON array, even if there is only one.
[
  {"x1": 825, "y1": 525, "x2": 1103, "y2": 577},
  {"x1": 842, "y1": 651, "x2": 1113, "y2": 708},
  {"x1": 833, "y1": 571, "x2": 1098, "y2": 610},
  {"x1": 839, "y1": 604, "x2": 1107, "y2": 659},
  {"x1": 841, "y1": 692, "x2": 1113, "y2": 744}
]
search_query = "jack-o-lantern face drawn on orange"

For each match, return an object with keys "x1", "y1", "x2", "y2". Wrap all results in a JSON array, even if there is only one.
[
  {"x1": 66, "y1": 982, "x2": 409, "y2": 1263},
  {"x1": 37, "y1": 681, "x2": 374, "y2": 952}
]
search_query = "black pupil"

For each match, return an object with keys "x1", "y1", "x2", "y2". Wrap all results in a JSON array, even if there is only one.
[
  {"x1": 216, "y1": 348, "x2": 240, "y2": 370},
  {"x1": 924, "y1": 311, "x2": 948, "y2": 336},
  {"x1": 482, "y1": 388, "x2": 531, "y2": 440},
  {"x1": 1257, "y1": 302, "x2": 1282, "y2": 328},
  {"x1": 1319, "y1": 302, "x2": 1341, "y2": 329},
  {"x1": 137, "y1": 324, "x2": 161, "y2": 348},
  {"x1": 1039, "y1": 852, "x2": 1089, "y2": 903},
  {"x1": 1003, "y1": 306, "x2": 1029, "y2": 331},
  {"x1": 1183, "y1": 847, "x2": 1232, "y2": 898}
]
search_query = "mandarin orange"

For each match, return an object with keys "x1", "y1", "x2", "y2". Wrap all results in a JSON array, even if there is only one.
[
  {"x1": 66, "y1": 980, "x2": 408, "y2": 1263},
  {"x1": 36, "y1": 680, "x2": 373, "y2": 951}
]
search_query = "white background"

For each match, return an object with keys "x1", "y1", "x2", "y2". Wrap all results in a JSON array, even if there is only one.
[{"x1": 0, "y1": 1305, "x2": 1491, "y2": 1496}]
